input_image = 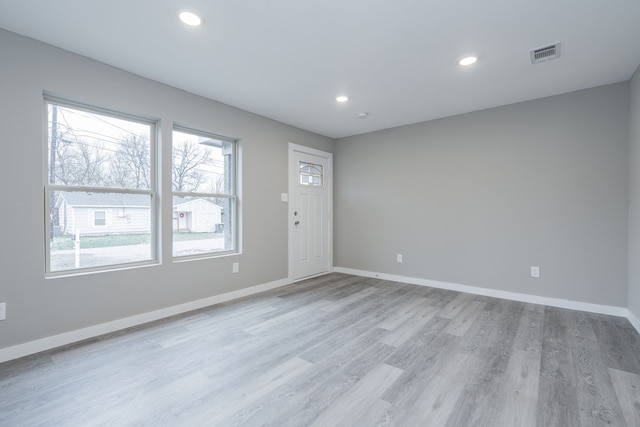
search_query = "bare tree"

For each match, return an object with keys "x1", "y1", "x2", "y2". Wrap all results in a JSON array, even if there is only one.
[
  {"x1": 172, "y1": 140, "x2": 210, "y2": 192},
  {"x1": 109, "y1": 134, "x2": 150, "y2": 189},
  {"x1": 54, "y1": 134, "x2": 108, "y2": 186}
]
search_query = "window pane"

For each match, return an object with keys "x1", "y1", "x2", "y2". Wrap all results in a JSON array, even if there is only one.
[
  {"x1": 172, "y1": 127, "x2": 237, "y2": 259},
  {"x1": 299, "y1": 161, "x2": 323, "y2": 187},
  {"x1": 49, "y1": 191, "x2": 153, "y2": 272},
  {"x1": 173, "y1": 196, "x2": 234, "y2": 257},
  {"x1": 46, "y1": 101, "x2": 156, "y2": 274},
  {"x1": 94, "y1": 211, "x2": 106, "y2": 226},
  {"x1": 172, "y1": 130, "x2": 233, "y2": 195},
  {"x1": 47, "y1": 104, "x2": 151, "y2": 189}
]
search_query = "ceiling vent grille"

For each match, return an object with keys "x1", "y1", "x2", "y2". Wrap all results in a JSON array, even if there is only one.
[{"x1": 530, "y1": 43, "x2": 561, "y2": 64}]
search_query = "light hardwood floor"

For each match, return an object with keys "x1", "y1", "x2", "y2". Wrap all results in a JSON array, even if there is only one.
[{"x1": 1, "y1": 273, "x2": 640, "y2": 426}]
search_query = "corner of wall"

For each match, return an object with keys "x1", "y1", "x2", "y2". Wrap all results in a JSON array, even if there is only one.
[{"x1": 628, "y1": 63, "x2": 640, "y2": 326}]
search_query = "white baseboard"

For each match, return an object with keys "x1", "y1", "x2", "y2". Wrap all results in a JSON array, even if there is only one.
[
  {"x1": 628, "y1": 310, "x2": 640, "y2": 335},
  {"x1": 4, "y1": 270, "x2": 638, "y2": 364},
  {"x1": 334, "y1": 267, "x2": 629, "y2": 318},
  {"x1": 0, "y1": 278, "x2": 291, "y2": 364}
]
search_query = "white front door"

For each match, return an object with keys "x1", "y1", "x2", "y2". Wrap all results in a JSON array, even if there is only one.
[{"x1": 289, "y1": 144, "x2": 332, "y2": 281}]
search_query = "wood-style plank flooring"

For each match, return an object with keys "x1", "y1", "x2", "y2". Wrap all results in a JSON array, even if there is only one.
[{"x1": 2, "y1": 273, "x2": 640, "y2": 426}]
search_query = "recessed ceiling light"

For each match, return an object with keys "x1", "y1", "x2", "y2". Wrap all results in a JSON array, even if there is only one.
[
  {"x1": 336, "y1": 96, "x2": 349, "y2": 103},
  {"x1": 458, "y1": 55, "x2": 478, "y2": 66},
  {"x1": 179, "y1": 11, "x2": 203, "y2": 26}
]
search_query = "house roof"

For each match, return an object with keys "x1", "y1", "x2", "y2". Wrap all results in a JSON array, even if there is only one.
[
  {"x1": 58, "y1": 192, "x2": 150, "y2": 208},
  {"x1": 173, "y1": 196, "x2": 222, "y2": 210},
  {"x1": 58, "y1": 192, "x2": 223, "y2": 209}
]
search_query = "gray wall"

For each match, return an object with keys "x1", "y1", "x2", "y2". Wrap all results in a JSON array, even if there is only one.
[
  {"x1": 629, "y1": 65, "x2": 640, "y2": 319},
  {"x1": 0, "y1": 29, "x2": 332, "y2": 349},
  {"x1": 335, "y1": 83, "x2": 630, "y2": 307},
  {"x1": 0, "y1": 26, "x2": 635, "y2": 352}
]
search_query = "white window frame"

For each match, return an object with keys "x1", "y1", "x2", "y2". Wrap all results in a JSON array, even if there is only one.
[
  {"x1": 172, "y1": 125, "x2": 238, "y2": 260},
  {"x1": 44, "y1": 96, "x2": 158, "y2": 276}
]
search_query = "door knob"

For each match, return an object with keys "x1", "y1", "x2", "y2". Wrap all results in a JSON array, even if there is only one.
[{"x1": 294, "y1": 221, "x2": 300, "y2": 225}]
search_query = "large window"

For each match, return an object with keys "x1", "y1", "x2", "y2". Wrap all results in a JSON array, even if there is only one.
[
  {"x1": 172, "y1": 127, "x2": 237, "y2": 258},
  {"x1": 45, "y1": 100, "x2": 156, "y2": 274}
]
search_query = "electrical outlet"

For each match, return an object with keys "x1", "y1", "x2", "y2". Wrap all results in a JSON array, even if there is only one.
[
  {"x1": 232, "y1": 262, "x2": 239, "y2": 274},
  {"x1": 0, "y1": 302, "x2": 6, "y2": 321},
  {"x1": 531, "y1": 266, "x2": 540, "y2": 278},
  {"x1": 397, "y1": 254, "x2": 403, "y2": 263}
]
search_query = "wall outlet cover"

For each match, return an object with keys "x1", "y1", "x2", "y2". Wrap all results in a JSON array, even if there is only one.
[{"x1": 531, "y1": 266, "x2": 540, "y2": 278}]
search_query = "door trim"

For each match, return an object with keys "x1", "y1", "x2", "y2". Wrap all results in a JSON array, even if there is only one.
[{"x1": 288, "y1": 143, "x2": 333, "y2": 282}]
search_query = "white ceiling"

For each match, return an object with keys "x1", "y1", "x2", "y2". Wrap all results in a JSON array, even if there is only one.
[{"x1": 1, "y1": 0, "x2": 639, "y2": 139}]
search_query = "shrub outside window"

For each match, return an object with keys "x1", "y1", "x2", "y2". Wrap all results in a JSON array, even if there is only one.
[
  {"x1": 45, "y1": 99, "x2": 156, "y2": 274},
  {"x1": 172, "y1": 127, "x2": 237, "y2": 258}
]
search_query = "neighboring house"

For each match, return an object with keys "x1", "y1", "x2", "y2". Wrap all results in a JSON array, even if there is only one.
[
  {"x1": 173, "y1": 196, "x2": 222, "y2": 233},
  {"x1": 55, "y1": 192, "x2": 151, "y2": 236},
  {"x1": 55, "y1": 192, "x2": 223, "y2": 236}
]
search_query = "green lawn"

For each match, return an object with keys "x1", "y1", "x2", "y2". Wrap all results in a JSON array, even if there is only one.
[
  {"x1": 173, "y1": 232, "x2": 222, "y2": 242},
  {"x1": 52, "y1": 232, "x2": 222, "y2": 250}
]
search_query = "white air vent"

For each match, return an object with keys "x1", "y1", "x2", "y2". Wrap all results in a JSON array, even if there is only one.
[{"x1": 530, "y1": 43, "x2": 561, "y2": 64}]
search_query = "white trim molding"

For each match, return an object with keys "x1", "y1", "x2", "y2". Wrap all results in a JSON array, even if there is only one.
[
  {"x1": 334, "y1": 267, "x2": 629, "y2": 318},
  {"x1": 628, "y1": 310, "x2": 640, "y2": 335},
  {"x1": 3, "y1": 270, "x2": 638, "y2": 364},
  {"x1": 0, "y1": 278, "x2": 291, "y2": 364}
]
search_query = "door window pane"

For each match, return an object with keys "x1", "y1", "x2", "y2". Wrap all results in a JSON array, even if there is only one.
[{"x1": 299, "y1": 161, "x2": 323, "y2": 187}]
